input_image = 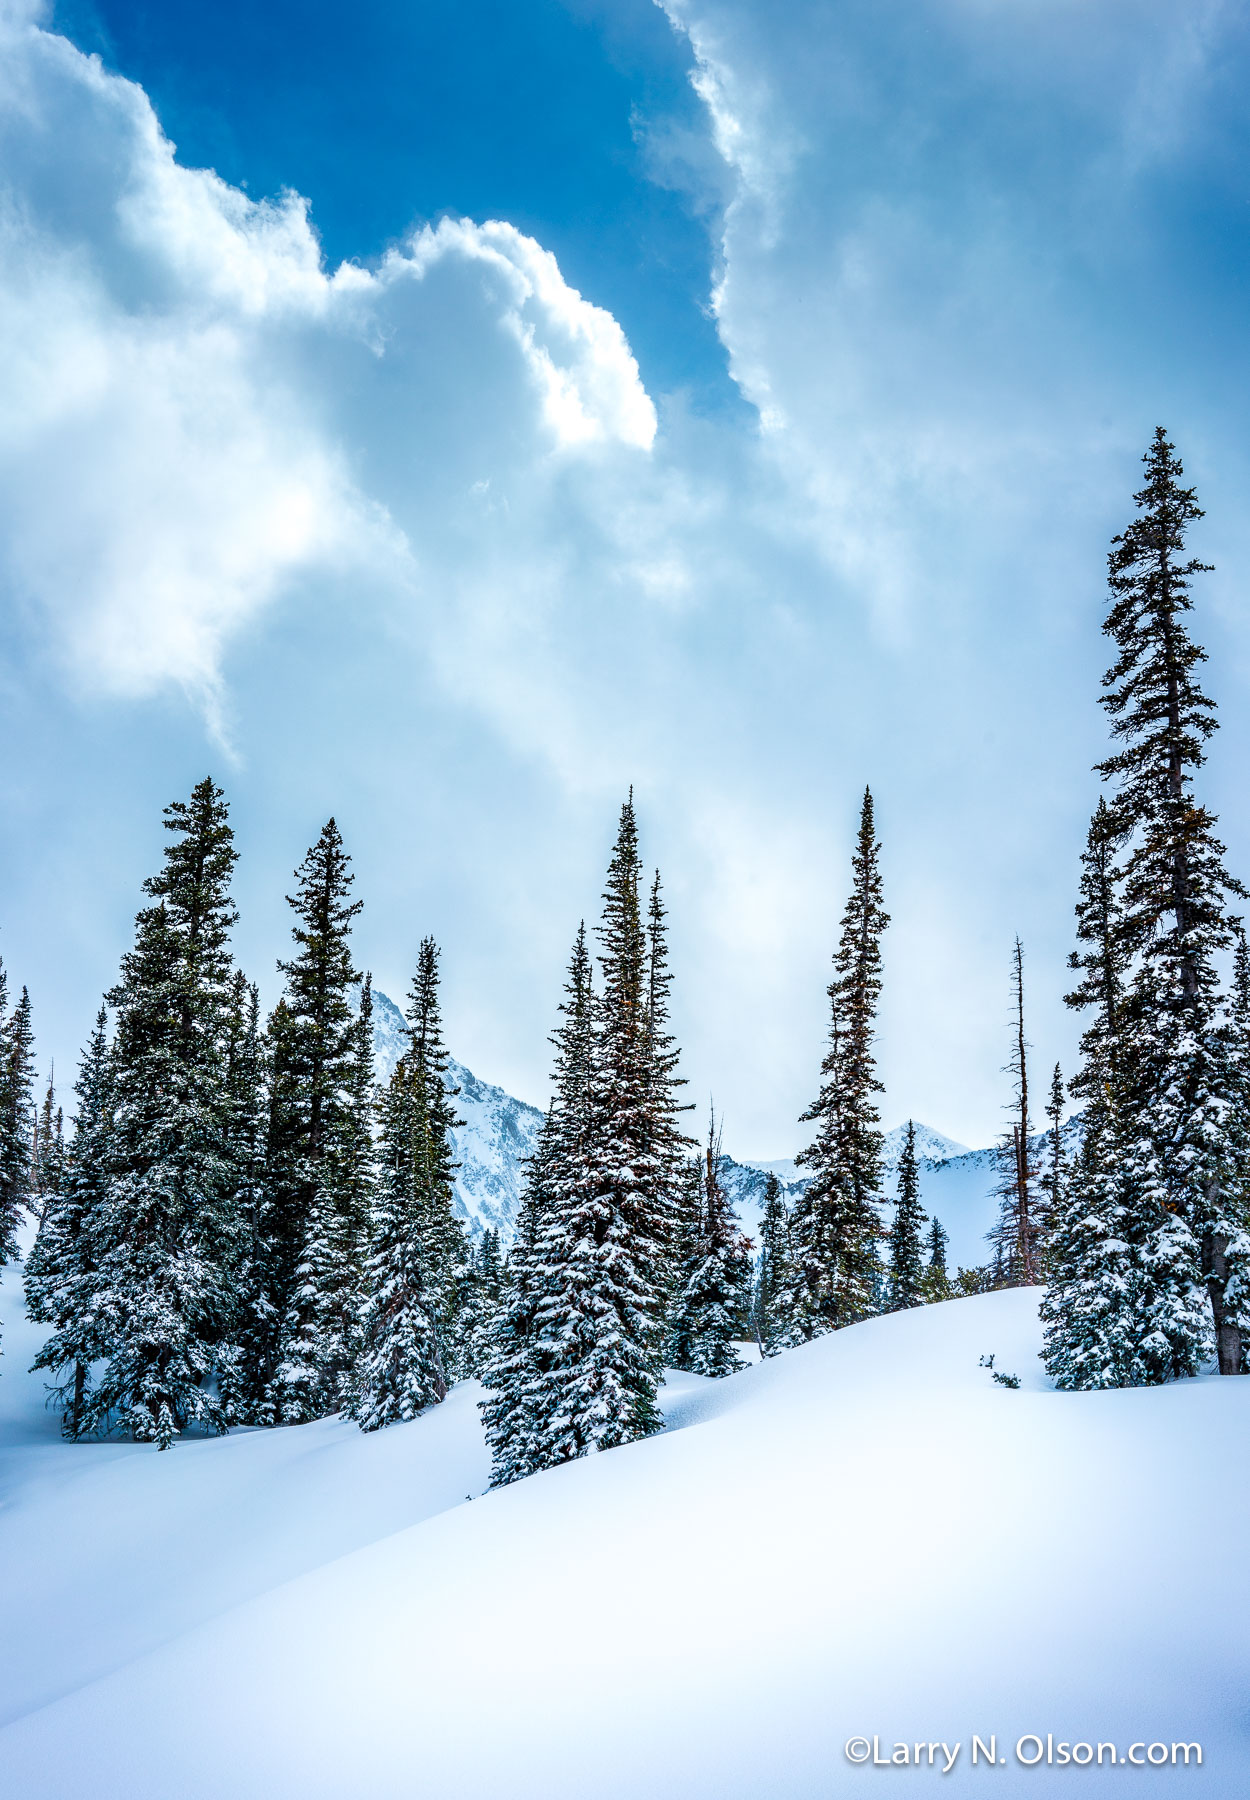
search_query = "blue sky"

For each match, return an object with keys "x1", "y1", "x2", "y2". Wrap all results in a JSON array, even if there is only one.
[
  {"x1": 3, "y1": 0, "x2": 1250, "y2": 1153},
  {"x1": 49, "y1": 0, "x2": 738, "y2": 409}
]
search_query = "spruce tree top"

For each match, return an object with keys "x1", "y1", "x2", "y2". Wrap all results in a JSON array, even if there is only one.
[
  {"x1": 144, "y1": 778, "x2": 238, "y2": 960},
  {"x1": 1101, "y1": 429, "x2": 1213, "y2": 780},
  {"x1": 279, "y1": 819, "x2": 362, "y2": 1003},
  {"x1": 547, "y1": 922, "x2": 594, "y2": 1119},
  {"x1": 1098, "y1": 429, "x2": 1244, "y2": 949},
  {"x1": 798, "y1": 785, "x2": 890, "y2": 1165},
  {"x1": 598, "y1": 793, "x2": 645, "y2": 1031},
  {"x1": 404, "y1": 935, "x2": 463, "y2": 1186}
]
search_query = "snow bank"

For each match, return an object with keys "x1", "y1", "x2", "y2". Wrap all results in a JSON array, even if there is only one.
[{"x1": 2, "y1": 1253, "x2": 1246, "y2": 1796}]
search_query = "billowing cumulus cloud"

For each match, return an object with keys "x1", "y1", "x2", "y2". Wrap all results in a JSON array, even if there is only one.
[{"x1": 0, "y1": 8, "x2": 655, "y2": 712}]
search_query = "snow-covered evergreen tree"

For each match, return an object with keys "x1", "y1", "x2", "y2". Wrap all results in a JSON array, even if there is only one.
[
  {"x1": 1042, "y1": 801, "x2": 1149, "y2": 1387},
  {"x1": 791, "y1": 787, "x2": 889, "y2": 1336},
  {"x1": 76, "y1": 779, "x2": 244, "y2": 1446},
  {"x1": 666, "y1": 1115, "x2": 752, "y2": 1376},
  {"x1": 888, "y1": 1120, "x2": 926, "y2": 1310},
  {"x1": 529, "y1": 799, "x2": 688, "y2": 1457},
  {"x1": 262, "y1": 819, "x2": 370, "y2": 1423},
  {"x1": 30, "y1": 1070, "x2": 65, "y2": 1222},
  {"x1": 1103, "y1": 433, "x2": 1249, "y2": 1377},
  {"x1": 749, "y1": 1171, "x2": 794, "y2": 1355},
  {"x1": 0, "y1": 971, "x2": 36, "y2": 1270},
  {"x1": 456, "y1": 1228, "x2": 503, "y2": 1379},
  {"x1": 480, "y1": 926, "x2": 592, "y2": 1486},
  {"x1": 349, "y1": 942, "x2": 463, "y2": 1430},
  {"x1": 1037, "y1": 1062, "x2": 1066, "y2": 1265},
  {"x1": 1048, "y1": 433, "x2": 1247, "y2": 1383},
  {"x1": 919, "y1": 1215, "x2": 950, "y2": 1303},
  {"x1": 25, "y1": 1009, "x2": 114, "y2": 1435},
  {"x1": 217, "y1": 973, "x2": 270, "y2": 1421},
  {"x1": 489, "y1": 800, "x2": 690, "y2": 1479}
]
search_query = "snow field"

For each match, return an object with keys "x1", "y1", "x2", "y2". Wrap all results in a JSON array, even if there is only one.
[{"x1": 2, "y1": 1251, "x2": 1246, "y2": 1797}]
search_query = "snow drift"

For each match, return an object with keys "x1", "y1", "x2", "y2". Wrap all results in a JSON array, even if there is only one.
[{"x1": 2, "y1": 1245, "x2": 1245, "y2": 1796}]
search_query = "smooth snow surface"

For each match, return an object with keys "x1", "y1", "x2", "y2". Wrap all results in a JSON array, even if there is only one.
[{"x1": 2, "y1": 1250, "x2": 1246, "y2": 1796}]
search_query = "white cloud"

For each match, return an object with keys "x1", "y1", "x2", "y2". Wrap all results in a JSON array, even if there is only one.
[
  {"x1": 403, "y1": 220, "x2": 656, "y2": 452},
  {"x1": 0, "y1": 12, "x2": 656, "y2": 707}
]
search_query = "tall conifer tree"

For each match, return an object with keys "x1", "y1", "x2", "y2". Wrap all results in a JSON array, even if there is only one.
[
  {"x1": 1101, "y1": 432, "x2": 1248, "y2": 1375},
  {"x1": 666, "y1": 1113, "x2": 752, "y2": 1377},
  {"x1": 350, "y1": 942, "x2": 464, "y2": 1430},
  {"x1": 263, "y1": 819, "x2": 369, "y2": 1422},
  {"x1": 498, "y1": 799, "x2": 690, "y2": 1475},
  {"x1": 0, "y1": 974, "x2": 36, "y2": 1267},
  {"x1": 888, "y1": 1120, "x2": 926, "y2": 1310},
  {"x1": 529, "y1": 801, "x2": 675, "y2": 1455},
  {"x1": 791, "y1": 788, "x2": 889, "y2": 1336},
  {"x1": 920, "y1": 1215, "x2": 950, "y2": 1303},
  {"x1": 79, "y1": 780, "x2": 242, "y2": 1446},
  {"x1": 1042, "y1": 802, "x2": 1146, "y2": 1386},
  {"x1": 1052, "y1": 432, "x2": 1249, "y2": 1381},
  {"x1": 481, "y1": 926, "x2": 593, "y2": 1486},
  {"x1": 751, "y1": 1172, "x2": 798, "y2": 1354},
  {"x1": 25, "y1": 1009, "x2": 113, "y2": 1436}
]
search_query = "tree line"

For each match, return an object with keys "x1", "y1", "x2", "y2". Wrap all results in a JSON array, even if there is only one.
[
  {"x1": 0, "y1": 425, "x2": 1246, "y2": 1473},
  {"x1": 2, "y1": 801, "x2": 497, "y2": 1447}
]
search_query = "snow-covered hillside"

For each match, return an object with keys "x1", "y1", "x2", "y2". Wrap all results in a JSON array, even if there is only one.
[{"x1": 2, "y1": 1245, "x2": 1242, "y2": 1797}]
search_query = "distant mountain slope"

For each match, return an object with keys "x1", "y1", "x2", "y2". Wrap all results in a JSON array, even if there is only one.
[
  {"x1": 369, "y1": 989, "x2": 544, "y2": 1241},
  {"x1": 753, "y1": 1122, "x2": 969, "y2": 1188},
  {"x1": 722, "y1": 1123, "x2": 983, "y2": 1255},
  {"x1": 912, "y1": 1115, "x2": 1084, "y2": 1271}
]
